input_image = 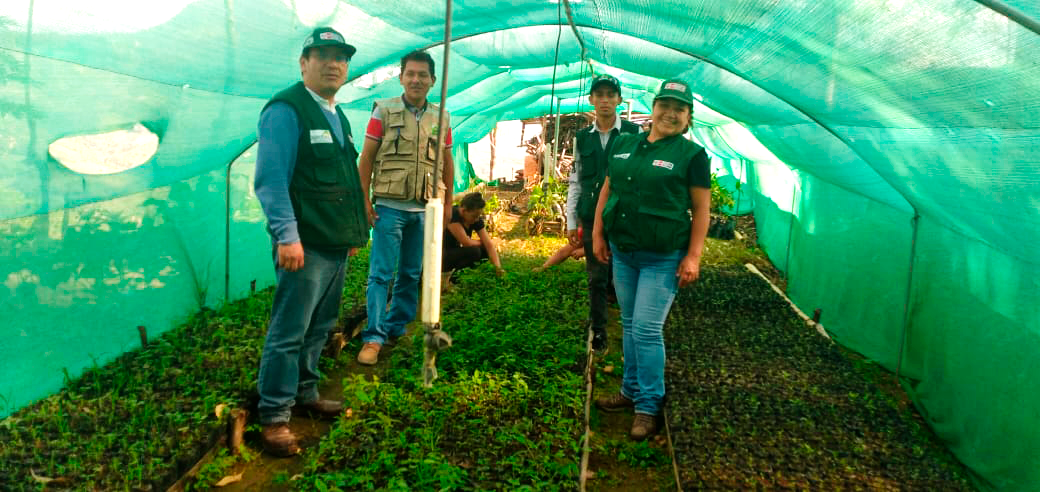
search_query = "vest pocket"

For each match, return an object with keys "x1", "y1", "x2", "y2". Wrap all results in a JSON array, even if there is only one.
[
  {"x1": 385, "y1": 111, "x2": 415, "y2": 156},
  {"x1": 637, "y1": 205, "x2": 690, "y2": 251},
  {"x1": 426, "y1": 137, "x2": 439, "y2": 162},
  {"x1": 372, "y1": 160, "x2": 412, "y2": 200},
  {"x1": 391, "y1": 129, "x2": 416, "y2": 156},
  {"x1": 311, "y1": 143, "x2": 341, "y2": 185},
  {"x1": 295, "y1": 190, "x2": 356, "y2": 248},
  {"x1": 420, "y1": 166, "x2": 446, "y2": 201},
  {"x1": 579, "y1": 147, "x2": 598, "y2": 179}
]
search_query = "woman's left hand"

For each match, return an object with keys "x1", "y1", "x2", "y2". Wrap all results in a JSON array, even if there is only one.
[{"x1": 676, "y1": 255, "x2": 701, "y2": 288}]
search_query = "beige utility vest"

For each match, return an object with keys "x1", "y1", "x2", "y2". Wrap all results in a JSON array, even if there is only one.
[{"x1": 371, "y1": 97, "x2": 450, "y2": 202}]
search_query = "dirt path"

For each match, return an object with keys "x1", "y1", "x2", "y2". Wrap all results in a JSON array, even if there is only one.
[
  {"x1": 586, "y1": 307, "x2": 678, "y2": 491},
  {"x1": 183, "y1": 327, "x2": 413, "y2": 491}
]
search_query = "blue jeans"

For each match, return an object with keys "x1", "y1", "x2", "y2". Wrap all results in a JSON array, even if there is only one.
[
  {"x1": 362, "y1": 205, "x2": 425, "y2": 345},
  {"x1": 611, "y1": 243, "x2": 683, "y2": 416},
  {"x1": 257, "y1": 245, "x2": 347, "y2": 424}
]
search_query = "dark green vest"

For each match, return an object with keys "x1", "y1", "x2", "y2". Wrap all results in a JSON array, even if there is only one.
[
  {"x1": 575, "y1": 119, "x2": 641, "y2": 223},
  {"x1": 602, "y1": 133, "x2": 709, "y2": 253},
  {"x1": 264, "y1": 82, "x2": 369, "y2": 251}
]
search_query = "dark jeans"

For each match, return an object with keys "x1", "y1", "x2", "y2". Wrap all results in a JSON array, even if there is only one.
[
  {"x1": 583, "y1": 220, "x2": 611, "y2": 334},
  {"x1": 442, "y1": 245, "x2": 489, "y2": 272},
  {"x1": 257, "y1": 245, "x2": 347, "y2": 424}
]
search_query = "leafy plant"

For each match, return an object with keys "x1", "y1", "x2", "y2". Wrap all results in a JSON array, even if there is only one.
[
  {"x1": 525, "y1": 180, "x2": 568, "y2": 235},
  {"x1": 709, "y1": 172, "x2": 736, "y2": 216},
  {"x1": 526, "y1": 180, "x2": 566, "y2": 220}
]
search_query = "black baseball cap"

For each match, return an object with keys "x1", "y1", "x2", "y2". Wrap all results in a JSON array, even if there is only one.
[
  {"x1": 588, "y1": 74, "x2": 621, "y2": 95},
  {"x1": 301, "y1": 27, "x2": 357, "y2": 59}
]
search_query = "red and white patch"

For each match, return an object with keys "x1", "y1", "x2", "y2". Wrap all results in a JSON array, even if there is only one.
[
  {"x1": 664, "y1": 82, "x2": 686, "y2": 92},
  {"x1": 652, "y1": 160, "x2": 674, "y2": 170},
  {"x1": 320, "y1": 32, "x2": 341, "y2": 41}
]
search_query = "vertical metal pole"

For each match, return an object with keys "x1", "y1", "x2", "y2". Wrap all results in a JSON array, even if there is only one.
[
  {"x1": 895, "y1": 212, "x2": 920, "y2": 382},
  {"x1": 421, "y1": 0, "x2": 454, "y2": 389},
  {"x1": 551, "y1": 97, "x2": 563, "y2": 180},
  {"x1": 432, "y1": 0, "x2": 451, "y2": 199},
  {"x1": 784, "y1": 176, "x2": 798, "y2": 281},
  {"x1": 734, "y1": 159, "x2": 746, "y2": 215},
  {"x1": 224, "y1": 141, "x2": 256, "y2": 302},
  {"x1": 225, "y1": 162, "x2": 232, "y2": 301}
]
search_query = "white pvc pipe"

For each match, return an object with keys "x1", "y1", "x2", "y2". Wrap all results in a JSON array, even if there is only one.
[{"x1": 420, "y1": 200, "x2": 444, "y2": 324}]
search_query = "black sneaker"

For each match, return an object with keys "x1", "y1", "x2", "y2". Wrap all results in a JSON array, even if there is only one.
[{"x1": 591, "y1": 330, "x2": 608, "y2": 351}]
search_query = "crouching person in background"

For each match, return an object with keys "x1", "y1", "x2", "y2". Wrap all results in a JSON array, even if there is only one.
[{"x1": 443, "y1": 192, "x2": 504, "y2": 277}]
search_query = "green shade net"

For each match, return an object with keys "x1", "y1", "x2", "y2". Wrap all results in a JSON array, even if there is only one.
[{"x1": 1, "y1": 1, "x2": 1038, "y2": 489}]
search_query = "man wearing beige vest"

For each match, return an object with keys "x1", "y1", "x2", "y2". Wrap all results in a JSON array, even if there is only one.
[{"x1": 357, "y1": 50, "x2": 454, "y2": 365}]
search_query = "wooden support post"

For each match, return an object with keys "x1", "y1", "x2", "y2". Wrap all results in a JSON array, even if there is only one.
[
  {"x1": 137, "y1": 325, "x2": 148, "y2": 347},
  {"x1": 228, "y1": 409, "x2": 248, "y2": 455}
]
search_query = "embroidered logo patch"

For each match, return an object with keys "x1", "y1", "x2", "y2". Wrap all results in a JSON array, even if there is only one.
[
  {"x1": 652, "y1": 160, "x2": 674, "y2": 170},
  {"x1": 664, "y1": 82, "x2": 687, "y2": 92},
  {"x1": 309, "y1": 129, "x2": 333, "y2": 144},
  {"x1": 319, "y1": 31, "x2": 343, "y2": 42},
  {"x1": 613, "y1": 153, "x2": 631, "y2": 159}
]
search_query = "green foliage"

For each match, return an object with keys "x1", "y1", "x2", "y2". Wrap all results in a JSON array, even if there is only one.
[
  {"x1": 606, "y1": 439, "x2": 671, "y2": 468},
  {"x1": 298, "y1": 260, "x2": 589, "y2": 490},
  {"x1": 0, "y1": 251, "x2": 370, "y2": 491},
  {"x1": 484, "y1": 193, "x2": 501, "y2": 215},
  {"x1": 710, "y1": 173, "x2": 736, "y2": 215},
  {"x1": 527, "y1": 180, "x2": 568, "y2": 220}
]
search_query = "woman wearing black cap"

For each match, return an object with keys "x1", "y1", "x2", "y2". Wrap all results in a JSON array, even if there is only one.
[{"x1": 591, "y1": 78, "x2": 711, "y2": 440}]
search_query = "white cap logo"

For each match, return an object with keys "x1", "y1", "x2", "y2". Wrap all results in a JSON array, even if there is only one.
[
  {"x1": 320, "y1": 32, "x2": 342, "y2": 42},
  {"x1": 664, "y1": 82, "x2": 687, "y2": 92}
]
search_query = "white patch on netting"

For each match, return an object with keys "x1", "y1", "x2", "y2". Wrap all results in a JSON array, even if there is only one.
[{"x1": 49, "y1": 123, "x2": 158, "y2": 175}]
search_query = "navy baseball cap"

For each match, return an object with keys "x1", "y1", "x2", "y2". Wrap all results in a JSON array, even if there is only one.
[{"x1": 301, "y1": 27, "x2": 356, "y2": 59}]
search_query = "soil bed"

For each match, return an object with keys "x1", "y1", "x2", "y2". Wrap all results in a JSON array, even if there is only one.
[{"x1": 664, "y1": 265, "x2": 975, "y2": 490}]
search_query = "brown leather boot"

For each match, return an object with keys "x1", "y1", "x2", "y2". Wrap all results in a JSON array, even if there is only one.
[
  {"x1": 357, "y1": 342, "x2": 381, "y2": 365},
  {"x1": 630, "y1": 413, "x2": 658, "y2": 441},
  {"x1": 595, "y1": 392, "x2": 634, "y2": 412},
  {"x1": 295, "y1": 399, "x2": 344, "y2": 420},
  {"x1": 260, "y1": 423, "x2": 300, "y2": 457}
]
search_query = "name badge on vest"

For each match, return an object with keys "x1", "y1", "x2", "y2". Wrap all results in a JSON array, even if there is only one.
[
  {"x1": 310, "y1": 130, "x2": 333, "y2": 144},
  {"x1": 652, "y1": 160, "x2": 674, "y2": 170}
]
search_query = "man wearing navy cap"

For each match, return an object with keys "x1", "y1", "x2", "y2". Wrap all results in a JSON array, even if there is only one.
[
  {"x1": 566, "y1": 74, "x2": 641, "y2": 352},
  {"x1": 253, "y1": 27, "x2": 368, "y2": 456}
]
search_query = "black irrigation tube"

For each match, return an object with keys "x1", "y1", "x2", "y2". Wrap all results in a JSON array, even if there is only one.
[{"x1": 562, "y1": 0, "x2": 589, "y2": 61}]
